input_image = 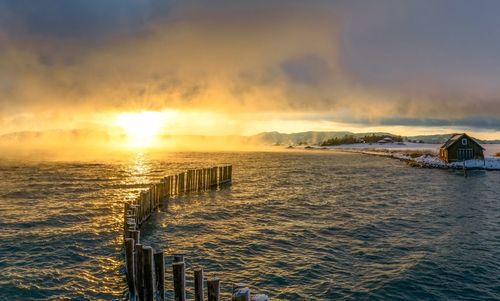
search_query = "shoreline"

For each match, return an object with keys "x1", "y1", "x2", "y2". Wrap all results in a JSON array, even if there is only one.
[{"x1": 298, "y1": 143, "x2": 500, "y2": 171}]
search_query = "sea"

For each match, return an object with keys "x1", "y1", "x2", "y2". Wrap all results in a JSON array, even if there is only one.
[{"x1": 0, "y1": 151, "x2": 499, "y2": 300}]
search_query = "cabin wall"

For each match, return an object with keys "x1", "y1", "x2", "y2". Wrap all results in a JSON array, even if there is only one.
[
  {"x1": 439, "y1": 148, "x2": 449, "y2": 162},
  {"x1": 472, "y1": 143, "x2": 484, "y2": 159},
  {"x1": 447, "y1": 143, "x2": 459, "y2": 162},
  {"x1": 444, "y1": 137, "x2": 484, "y2": 162}
]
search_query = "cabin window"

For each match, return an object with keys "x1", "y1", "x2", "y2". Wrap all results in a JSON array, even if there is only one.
[{"x1": 461, "y1": 138, "x2": 467, "y2": 145}]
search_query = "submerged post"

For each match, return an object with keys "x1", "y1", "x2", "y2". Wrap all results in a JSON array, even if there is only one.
[
  {"x1": 154, "y1": 251, "x2": 165, "y2": 301},
  {"x1": 207, "y1": 277, "x2": 220, "y2": 301},
  {"x1": 172, "y1": 261, "x2": 186, "y2": 301},
  {"x1": 232, "y1": 286, "x2": 250, "y2": 301},
  {"x1": 194, "y1": 268, "x2": 204, "y2": 301}
]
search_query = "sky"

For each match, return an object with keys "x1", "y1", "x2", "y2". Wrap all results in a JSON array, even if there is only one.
[{"x1": 1, "y1": 0, "x2": 500, "y2": 147}]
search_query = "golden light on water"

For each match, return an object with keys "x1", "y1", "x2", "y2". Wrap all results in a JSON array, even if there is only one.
[{"x1": 114, "y1": 111, "x2": 173, "y2": 148}]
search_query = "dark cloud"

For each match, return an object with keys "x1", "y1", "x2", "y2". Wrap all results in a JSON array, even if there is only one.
[
  {"x1": 339, "y1": 0, "x2": 500, "y2": 98},
  {"x1": 0, "y1": 0, "x2": 499, "y2": 134},
  {"x1": 0, "y1": 0, "x2": 174, "y2": 41},
  {"x1": 281, "y1": 55, "x2": 332, "y2": 85},
  {"x1": 380, "y1": 117, "x2": 500, "y2": 131}
]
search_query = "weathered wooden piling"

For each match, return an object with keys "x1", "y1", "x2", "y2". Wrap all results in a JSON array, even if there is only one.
[
  {"x1": 218, "y1": 166, "x2": 222, "y2": 184},
  {"x1": 154, "y1": 251, "x2": 165, "y2": 301},
  {"x1": 143, "y1": 246, "x2": 155, "y2": 301},
  {"x1": 172, "y1": 261, "x2": 186, "y2": 301},
  {"x1": 173, "y1": 254, "x2": 184, "y2": 263},
  {"x1": 194, "y1": 268, "x2": 204, "y2": 301},
  {"x1": 122, "y1": 165, "x2": 235, "y2": 301},
  {"x1": 174, "y1": 174, "x2": 179, "y2": 195},
  {"x1": 128, "y1": 230, "x2": 140, "y2": 245},
  {"x1": 125, "y1": 238, "x2": 136, "y2": 299},
  {"x1": 136, "y1": 243, "x2": 144, "y2": 300},
  {"x1": 212, "y1": 167, "x2": 217, "y2": 187},
  {"x1": 207, "y1": 277, "x2": 221, "y2": 301}
]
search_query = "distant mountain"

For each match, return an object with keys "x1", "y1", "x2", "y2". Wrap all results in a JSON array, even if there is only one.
[
  {"x1": 404, "y1": 134, "x2": 451, "y2": 144},
  {"x1": 406, "y1": 134, "x2": 500, "y2": 144},
  {"x1": 247, "y1": 131, "x2": 500, "y2": 145},
  {"x1": 246, "y1": 131, "x2": 396, "y2": 145},
  {"x1": 1, "y1": 129, "x2": 498, "y2": 148}
]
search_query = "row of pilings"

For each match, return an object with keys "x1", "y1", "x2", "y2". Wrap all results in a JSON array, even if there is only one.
[{"x1": 122, "y1": 165, "x2": 269, "y2": 301}]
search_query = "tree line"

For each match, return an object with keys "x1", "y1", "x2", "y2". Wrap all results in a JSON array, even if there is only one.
[{"x1": 320, "y1": 134, "x2": 403, "y2": 146}]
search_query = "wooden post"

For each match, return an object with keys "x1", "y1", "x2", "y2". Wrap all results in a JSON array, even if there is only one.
[
  {"x1": 154, "y1": 251, "x2": 165, "y2": 301},
  {"x1": 175, "y1": 174, "x2": 178, "y2": 195},
  {"x1": 194, "y1": 268, "x2": 204, "y2": 301},
  {"x1": 205, "y1": 168, "x2": 209, "y2": 189},
  {"x1": 126, "y1": 221, "x2": 136, "y2": 242},
  {"x1": 140, "y1": 192, "x2": 146, "y2": 223},
  {"x1": 212, "y1": 167, "x2": 217, "y2": 187},
  {"x1": 196, "y1": 169, "x2": 201, "y2": 191},
  {"x1": 131, "y1": 204, "x2": 139, "y2": 225},
  {"x1": 136, "y1": 243, "x2": 144, "y2": 300},
  {"x1": 155, "y1": 183, "x2": 159, "y2": 205},
  {"x1": 191, "y1": 170, "x2": 194, "y2": 192},
  {"x1": 160, "y1": 179, "x2": 165, "y2": 199},
  {"x1": 180, "y1": 173, "x2": 186, "y2": 193},
  {"x1": 143, "y1": 246, "x2": 154, "y2": 301},
  {"x1": 208, "y1": 167, "x2": 212, "y2": 188},
  {"x1": 125, "y1": 238, "x2": 136, "y2": 299},
  {"x1": 149, "y1": 187, "x2": 153, "y2": 213},
  {"x1": 172, "y1": 261, "x2": 186, "y2": 301},
  {"x1": 218, "y1": 167, "x2": 222, "y2": 185},
  {"x1": 124, "y1": 202, "x2": 131, "y2": 230},
  {"x1": 173, "y1": 254, "x2": 184, "y2": 263},
  {"x1": 168, "y1": 175, "x2": 172, "y2": 195},
  {"x1": 167, "y1": 176, "x2": 171, "y2": 196},
  {"x1": 207, "y1": 277, "x2": 220, "y2": 301},
  {"x1": 188, "y1": 170, "x2": 191, "y2": 192},
  {"x1": 182, "y1": 172, "x2": 186, "y2": 193},
  {"x1": 128, "y1": 230, "x2": 140, "y2": 245},
  {"x1": 201, "y1": 168, "x2": 204, "y2": 190}
]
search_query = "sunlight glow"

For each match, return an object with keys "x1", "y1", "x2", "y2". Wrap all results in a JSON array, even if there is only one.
[{"x1": 114, "y1": 111, "x2": 169, "y2": 148}]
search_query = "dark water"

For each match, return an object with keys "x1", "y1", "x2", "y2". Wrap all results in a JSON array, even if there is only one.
[{"x1": 0, "y1": 151, "x2": 499, "y2": 300}]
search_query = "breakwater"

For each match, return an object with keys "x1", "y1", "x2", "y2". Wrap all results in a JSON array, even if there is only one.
[{"x1": 122, "y1": 165, "x2": 269, "y2": 301}]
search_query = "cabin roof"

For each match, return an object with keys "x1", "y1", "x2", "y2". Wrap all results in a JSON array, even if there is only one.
[{"x1": 440, "y1": 133, "x2": 485, "y2": 150}]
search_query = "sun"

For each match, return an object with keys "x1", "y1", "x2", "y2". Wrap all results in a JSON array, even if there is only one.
[{"x1": 114, "y1": 111, "x2": 166, "y2": 148}]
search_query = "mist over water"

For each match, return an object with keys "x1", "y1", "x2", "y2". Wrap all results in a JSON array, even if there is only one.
[{"x1": 0, "y1": 151, "x2": 499, "y2": 300}]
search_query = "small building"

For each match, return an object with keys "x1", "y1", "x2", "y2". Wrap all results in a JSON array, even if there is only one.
[
  {"x1": 439, "y1": 133, "x2": 484, "y2": 162},
  {"x1": 378, "y1": 137, "x2": 394, "y2": 144}
]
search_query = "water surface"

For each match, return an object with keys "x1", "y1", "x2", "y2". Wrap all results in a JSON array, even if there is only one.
[{"x1": 0, "y1": 151, "x2": 499, "y2": 300}]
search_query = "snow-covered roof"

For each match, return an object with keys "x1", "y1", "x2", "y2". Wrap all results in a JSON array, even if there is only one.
[{"x1": 440, "y1": 133, "x2": 485, "y2": 150}]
